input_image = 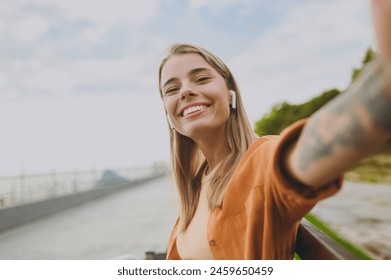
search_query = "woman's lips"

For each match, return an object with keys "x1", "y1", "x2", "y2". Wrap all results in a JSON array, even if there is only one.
[{"x1": 182, "y1": 104, "x2": 208, "y2": 117}]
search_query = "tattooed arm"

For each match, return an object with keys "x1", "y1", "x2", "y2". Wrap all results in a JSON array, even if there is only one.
[{"x1": 285, "y1": 0, "x2": 391, "y2": 188}]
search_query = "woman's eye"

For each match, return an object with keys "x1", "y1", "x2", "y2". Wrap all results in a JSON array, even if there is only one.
[
  {"x1": 195, "y1": 76, "x2": 210, "y2": 83},
  {"x1": 165, "y1": 88, "x2": 178, "y2": 96}
]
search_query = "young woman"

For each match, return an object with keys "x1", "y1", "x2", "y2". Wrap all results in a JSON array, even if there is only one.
[{"x1": 158, "y1": 0, "x2": 391, "y2": 260}]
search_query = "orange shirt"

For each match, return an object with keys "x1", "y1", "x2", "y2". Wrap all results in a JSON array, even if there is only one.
[{"x1": 166, "y1": 119, "x2": 343, "y2": 260}]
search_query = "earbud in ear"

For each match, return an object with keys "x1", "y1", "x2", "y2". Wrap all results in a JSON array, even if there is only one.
[
  {"x1": 229, "y1": 90, "x2": 237, "y2": 109},
  {"x1": 166, "y1": 113, "x2": 175, "y2": 129}
]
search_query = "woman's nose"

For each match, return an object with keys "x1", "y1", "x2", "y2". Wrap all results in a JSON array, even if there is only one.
[{"x1": 180, "y1": 85, "x2": 197, "y2": 100}]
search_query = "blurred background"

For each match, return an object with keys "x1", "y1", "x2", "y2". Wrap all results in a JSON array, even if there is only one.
[{"x1": 1, "y1": 0, "x2": 390, "y2": 260}]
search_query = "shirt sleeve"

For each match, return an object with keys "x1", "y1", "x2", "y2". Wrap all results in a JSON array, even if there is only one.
[{"x1": 264, "y1": 119, "x2": 343, "y2": 224}]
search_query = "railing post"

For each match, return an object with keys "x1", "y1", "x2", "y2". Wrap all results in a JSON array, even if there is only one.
[
  {"x1": 73, "y1": 170, "x2": 78, "y2": 193},
  {"x1": 50, "y1": 171, "x2": 57, "y2": 198},
  {"x1": 20, "y1": 162, "x2": 25, "y2": 205}
]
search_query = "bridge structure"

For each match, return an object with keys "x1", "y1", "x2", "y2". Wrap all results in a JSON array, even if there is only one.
[
  {"x1": 0, "y1": 166, "x2": 390, "y2": 260},
  {"x1": 0, "y1": 164, "x2": 178, "y2": 260}
]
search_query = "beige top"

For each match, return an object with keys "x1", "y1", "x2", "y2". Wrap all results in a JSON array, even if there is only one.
[{"x1": 176, "y1": 167, "x2": 216, "y2": 259}]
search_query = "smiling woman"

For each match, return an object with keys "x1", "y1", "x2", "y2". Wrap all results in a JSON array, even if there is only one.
[
  {"x1": 159, "y1": 46, "x2": 256, "y2": 260},
  {"x1": 157, "y1": 0, "x2": 391, "y2": 260}
]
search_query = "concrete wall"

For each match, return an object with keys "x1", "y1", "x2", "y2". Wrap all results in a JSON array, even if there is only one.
[{"x1": 0, "y1": 173, "x2": 164, "y2": 232}]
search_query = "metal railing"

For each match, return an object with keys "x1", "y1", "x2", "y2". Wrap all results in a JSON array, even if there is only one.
[
  {"x1": 0, "y1": 163, "x2": 167, "y2": 209},
  {"x1": 138, "y1": 218, "x2": 360, "y2": 260},
  {"x1": 295, "y1": 218, "x2": 359, "y2": 259}
]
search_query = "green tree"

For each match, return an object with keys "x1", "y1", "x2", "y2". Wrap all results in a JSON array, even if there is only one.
[
  {"x1": 254, "y1": 47, "x2": 377, "y2": 136},
  {"x1": 254, "y1": 89, "x2": 340, "y2": 135},
  {"x1": 351, "y1": 48, "x2": 375, "y2": 82}
]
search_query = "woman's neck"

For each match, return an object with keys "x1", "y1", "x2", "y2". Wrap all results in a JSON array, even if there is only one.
[{"x1": 196, "y1": 131, "x2": 230, "y2": 173}]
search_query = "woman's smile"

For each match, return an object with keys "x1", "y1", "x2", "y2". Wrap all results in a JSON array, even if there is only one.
[{"x1": 180, "y1": 103, "x2": 209, "y2": 118}]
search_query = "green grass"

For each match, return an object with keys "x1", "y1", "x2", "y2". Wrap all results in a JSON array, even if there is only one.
[
  {"x1": 304, "y1": 213, "x2": 373, "y2": 259},
  {"x1": 345, "y1": 152, "x2": 391, "y2": 184}
]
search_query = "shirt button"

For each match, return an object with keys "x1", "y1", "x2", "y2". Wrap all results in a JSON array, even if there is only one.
[{"x1": 209, "y1": 240, "x2": 216, "y2": 246}]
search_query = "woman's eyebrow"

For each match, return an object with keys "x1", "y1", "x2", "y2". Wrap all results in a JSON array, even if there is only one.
[
  {"x1": 189, "y1": 67, "x2": 212, "y2": 76},
  {"x1": 162, "y1": 77, "x2": 178, "y2": 89}
]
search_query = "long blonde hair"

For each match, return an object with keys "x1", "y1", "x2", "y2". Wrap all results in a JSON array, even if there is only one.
[{"x1": 158, "y1": 43, "x2": 256, "y2": 230}]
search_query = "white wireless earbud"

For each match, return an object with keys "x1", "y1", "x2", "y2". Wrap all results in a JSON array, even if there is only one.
[
  {"x1": 166, "y1": 113, "x2": 175, "y2": 130},
  {"x1": 229, "y1": 90, "x2": 237, "y2": 109}
]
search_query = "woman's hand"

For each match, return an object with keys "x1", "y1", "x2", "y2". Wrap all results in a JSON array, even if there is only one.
[
  {"x1": 371, "y1": 0, "x2": 391, "y2": 64},
  {"x1": 371, "y1": 0, "x2": 391, "y2": 92}
]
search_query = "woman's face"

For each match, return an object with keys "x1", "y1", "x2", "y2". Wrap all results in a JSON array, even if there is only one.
[{"x1": 160, "y1": 53, "x2": 231, "y2": 139}]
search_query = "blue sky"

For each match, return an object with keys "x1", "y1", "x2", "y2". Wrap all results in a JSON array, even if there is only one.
[{"x1": 0, "y1": 0, "x2": 375, "y2": 175}]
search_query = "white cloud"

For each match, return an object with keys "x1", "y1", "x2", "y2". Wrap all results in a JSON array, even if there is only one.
[
  {"x1": 35, "y1": 43, "x2": 55, "y2": 59},
  {"x1": 49, "y1": 0, "x2": 159, "y2": 24},
  {"x1": 190, "y1": 0, "x2": 221, "y2": 9},
  {"x1": 22, "y1": 67, "x2": 74, "y2": 93},
  {"x1": 1, "y1": 89, "x2": 21, "y2": 102},
  {"x1": 0, "y1": 74, "x2": 6, "y2": 88},
  {"x1": 81, "y1": 25, "x2": 107, "y2": 43},
  {"x1": 189, "y1": 0, "x2": 255, "y2": 11},
  {"x1": 73, "y1": 55, "x2": 153, "y2": 82},
  {"x1": 13, "y1": 15, "x2": 49, "y2": 42}
]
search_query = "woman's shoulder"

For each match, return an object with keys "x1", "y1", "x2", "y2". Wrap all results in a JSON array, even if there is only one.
[
  {"x1": 250, "y1": 119, "x2": 308, "y2": 151},
  {"x1": 237, "y1": 135, "x2": 279, "y2": 166},
  {"x1": 248, "y1": 134, "x2": 279, "y2": 150},
  {"x1": 254, "y1": 134, "x2": 278, "y2": 142}
]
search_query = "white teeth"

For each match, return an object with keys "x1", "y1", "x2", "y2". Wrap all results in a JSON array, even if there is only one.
[{"x1": 183, "y1": 105, "x2": 207, "y2": 117}]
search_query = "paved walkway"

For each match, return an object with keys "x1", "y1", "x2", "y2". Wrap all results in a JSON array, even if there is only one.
[
  {"x1": 311, "y1": 181, "x2": 391, "y2": 259},
  {"x1": 0, "y1": 176, "x2": 178, "y2": 260},
  {"x1": 0, "y1": 176, "x2": 389, "y2": 259}
]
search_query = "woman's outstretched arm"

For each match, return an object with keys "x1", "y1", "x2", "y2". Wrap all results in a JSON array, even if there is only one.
[{"x1": 286, "y1": 0, "x2": 391, "y2": 188}]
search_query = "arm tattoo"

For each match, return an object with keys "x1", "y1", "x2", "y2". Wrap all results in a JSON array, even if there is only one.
[
  {"x1": 355, "y1": 58, "x2": 391, "y2": 130},
  {"x1": 298, "y1": 56, "x2": 391, "y2": 171}
]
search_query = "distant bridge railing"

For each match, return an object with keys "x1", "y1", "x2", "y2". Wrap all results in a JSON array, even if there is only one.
[{"x1": 0, "y1": 163, "x2": 168, "y2": 209}]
